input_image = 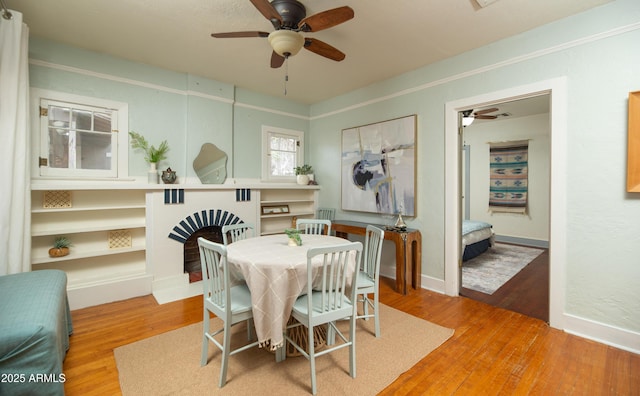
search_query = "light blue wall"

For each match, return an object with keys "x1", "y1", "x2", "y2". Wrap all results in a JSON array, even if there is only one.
[
  {"x1": 233, "y1": 88, "x2": 309, "y2": 178},
  {"x1": 28, "y1": 38, "x2": 308, "y2": 180},
  {"x1": 309, "y1": 0, "x2": 640, "y2": 334}
]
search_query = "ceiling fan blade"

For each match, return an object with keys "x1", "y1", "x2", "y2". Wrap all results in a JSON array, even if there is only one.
[
  {"x1": 250, "y1": 0, "x2": 283, "y2": 24},
  {"x1": 474, "y1": 107, "x2": 499, "y2": 116},
  {"x1": 211, "y1": 31, "x2": 269, "y2": 38},
  {"x1": 270, "y1": 51, "x2": 285, "y2": 68},
  {"x1": 303, "y1": 38, "x2": 346, "y2": 61},
  {"x1": 299, "y1": 6, "x2": 354, "y2": 32},
  {"x1": 475, "y1": 115, "x2": 497, "y2": 119}
]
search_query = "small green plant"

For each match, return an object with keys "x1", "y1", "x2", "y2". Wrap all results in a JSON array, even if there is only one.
[
  {"x1": 294, "y1": 164, "x2": 313, "y2": 175},
  {"x1": 53, "y1": 236, "x2": 72, "y2": 248},
  {"x1": 284, "y1": 228, "x2": 302, "y2": 246},
  {"x1": 129, "y1": 131, "x2": 169, "y2": 164}
]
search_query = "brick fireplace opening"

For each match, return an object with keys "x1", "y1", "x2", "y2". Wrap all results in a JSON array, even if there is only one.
[
  {"x1": 167, "y1": 209, "x2": 244, "y2": 283},
  {"x1": 183, "y1": 226, "x2": 223, "y2": 283}
]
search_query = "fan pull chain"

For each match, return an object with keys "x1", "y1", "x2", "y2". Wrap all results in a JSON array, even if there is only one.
[{"x1": 283, "y1": 56, "x2": 289, "y2": 96}]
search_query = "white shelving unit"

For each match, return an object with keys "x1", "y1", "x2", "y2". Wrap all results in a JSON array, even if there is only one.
[
  {"x1": 29, "y1": 182, "x2": 319, "y2": 308},
  {"x1": 30, "y1": 188, "x2": 150, "y2": 308},
  {"x1": 258, "y1": 187, "x2": 318, "y2": 235}
]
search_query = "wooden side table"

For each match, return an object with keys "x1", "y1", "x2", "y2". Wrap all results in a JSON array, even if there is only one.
[{"x1": 332, "y1": 220, "x2": 422, "y2": 295}]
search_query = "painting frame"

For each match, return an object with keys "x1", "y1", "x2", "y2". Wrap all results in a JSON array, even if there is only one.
[
  {"x1": 628, "y1": 91, "x2": 640, "y2": 192},
  {"x1": 261, "y1": 205, "x2": 289, "y2": 215},
  {"x1": 341, "y1": 115, "x2": 417, "y2": 216}
]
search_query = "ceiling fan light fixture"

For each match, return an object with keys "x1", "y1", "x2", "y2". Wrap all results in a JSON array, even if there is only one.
[
  {"x1": 268, "y1": 30, "x2": 304, "y2": 57},
  {"x1": 462, "y1": 110, "x2": 475, "y2": 127}
]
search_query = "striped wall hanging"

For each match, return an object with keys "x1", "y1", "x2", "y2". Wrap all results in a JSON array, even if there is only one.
[{"x1": 489, "y1": 140, "x2": 529, "y2": 214}]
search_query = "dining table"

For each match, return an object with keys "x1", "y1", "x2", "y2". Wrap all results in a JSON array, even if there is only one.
[{"x1": 225, "y1": 233, "x2": 358, "y2": 358}]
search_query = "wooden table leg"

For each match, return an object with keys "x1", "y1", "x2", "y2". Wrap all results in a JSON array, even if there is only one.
[
  {"x1": 395, "y1": 233, "x2": 408, "y2": 295},
  {"x1": 408, "y1": 234, "x2": 422, "y2": 291}
]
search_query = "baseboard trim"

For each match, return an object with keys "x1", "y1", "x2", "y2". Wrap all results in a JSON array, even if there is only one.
[
  {"x1": 563, "y1": 313, "x2": 640, "y2": 354},
  {"x1": 389, "y1": 266, "x2": 639, "y2": 353},
  {"x1": 494, "y1": 235, "x2": 549, "y2": 249},
  {"x1": 67, "y1": 275, "x2": 152, "y2": 310}
]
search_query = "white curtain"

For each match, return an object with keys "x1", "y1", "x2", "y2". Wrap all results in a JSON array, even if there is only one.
[{"x1": 0, "y1": 10, "x2": 31, "y2": 275}]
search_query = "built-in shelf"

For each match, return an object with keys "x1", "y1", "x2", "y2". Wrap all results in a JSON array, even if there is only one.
[
  {"x1": 32, "y1": 245, "x2": 146, "y2": 265},
  {"x1": 30, "y1": 188, "x2": 148, "y2": 299},
  {"x1": 32, "y1": 204, "x2": 146, "y2": 213},
  {"x1": 29, "y1": 182, "x2": 320, "y2": 308},
  {"x1": 258, "y1": 188, "x2": 318, "y2": 235}
]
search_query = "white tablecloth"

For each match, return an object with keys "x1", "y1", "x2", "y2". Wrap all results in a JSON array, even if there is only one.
[{"x1": 226, "y1": 234, "x2": 355, "y2": 350}]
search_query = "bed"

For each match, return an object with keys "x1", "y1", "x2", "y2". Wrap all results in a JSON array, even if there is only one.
[
  {"x1": 0, "y1": 269, "x2": 73, "y2": 396},
  {"x1": 462, "y1": 220, "x2": 495, "y2": 261}
]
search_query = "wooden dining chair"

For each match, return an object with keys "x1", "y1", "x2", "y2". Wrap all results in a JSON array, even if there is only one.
[
  {"x1": 283, "y1": 241, "x2": 363, "y2": 395},
  {"x1": 356, "y1": 225, "x2": 385, "y2": 337},
  {"x1": 296, "y1": 218, "x2": 332, "y2": 235},
  {"x1": 221, "y1": 222, "x2": 255, "y2": 245},
  {"x1": 198, "y1": 237, "x2": 259, "y2": 388}
]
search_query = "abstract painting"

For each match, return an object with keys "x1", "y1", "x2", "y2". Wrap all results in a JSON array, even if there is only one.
[{"x1": 341, "y1": 115, "x2": 416, "y2": 216}]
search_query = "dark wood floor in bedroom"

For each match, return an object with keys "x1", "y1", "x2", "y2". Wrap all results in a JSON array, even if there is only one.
[{"x1": 460, "y1": 247, "x2": 549, "y2": 322}]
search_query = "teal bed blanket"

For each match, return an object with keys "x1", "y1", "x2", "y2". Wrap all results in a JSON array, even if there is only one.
[{"x1": 0, "y1": 270, "x2": 73, "y2": 396}]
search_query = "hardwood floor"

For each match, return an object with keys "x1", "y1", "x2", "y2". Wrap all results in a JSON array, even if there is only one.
[
  {"x1": 62, "y1": 276, "x2": 639, "y2": 395},
  {"x1": 461, "y1": 247, "x2": 549, "y2": 322}
]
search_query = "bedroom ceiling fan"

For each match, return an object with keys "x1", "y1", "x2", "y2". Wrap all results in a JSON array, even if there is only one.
[
  {"x1": 472, "y1": 107, "x2": 501, "y2": 119},
  {"x1": 211, "y1": 0, "x2": 354, "y2": 69},
  {"x1": 462, "y1": 107, "x2": 506, "y2": 126}
]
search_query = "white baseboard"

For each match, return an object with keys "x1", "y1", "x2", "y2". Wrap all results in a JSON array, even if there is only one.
[
  {"x1": 400, "y1": 268, "x2": 640, "y2": 353},
  {"x1": 152, "y1": 274, "x2": 203, "y2": 304},
  {"x1": 380, "y1": 265, "x2": 446, "y2": 294},
  {"x1": 563, "y1": 313, "x2": 640, "y2": 354},
  {"x1": 67, "y1": 275, "x2": 152, "y2": 310}
]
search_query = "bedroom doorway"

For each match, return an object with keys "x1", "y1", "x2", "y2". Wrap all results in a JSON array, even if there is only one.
[
  {"x1": 443, "y1": 78, "x2": 568, "y2": 329},
  {"x1": 459, "y1": 95, "x2": 550, "y2": 322}
]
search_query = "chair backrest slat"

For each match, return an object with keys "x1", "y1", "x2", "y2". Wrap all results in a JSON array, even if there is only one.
[
  {"x1": 307, "y1": 242, "x2": 362, "y2": 314},
  {"x1": 296, "y1": 219, "x2": 332, "y2": 235},
  {"x1": 198, "y1": 237, "x2": 230, "y2": 310},
  {"x1": 316, "y1": 207, "x2": 335, "y2": 221},
  {"x1": 363, "y1": 225, "x2": 385, "y2": 280},
  {"x1": 222, "y1": 223, "x2": 255, "y2": 245}
]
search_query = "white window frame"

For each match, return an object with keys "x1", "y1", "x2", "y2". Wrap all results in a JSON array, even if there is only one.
[
  {"x1": 30, "y1": 88, "x2": 129, "y2": 180},
  {"x1": 261, "y1": 125, "x2": 304, "y2": 183}
]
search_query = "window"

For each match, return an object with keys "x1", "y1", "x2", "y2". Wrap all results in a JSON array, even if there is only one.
[
  {"x1": 262, "y1": 126, "x2": 304, "y2": 182},
  {"x1": 32, "y1": 89, "x2": 129, "y2": 179}
]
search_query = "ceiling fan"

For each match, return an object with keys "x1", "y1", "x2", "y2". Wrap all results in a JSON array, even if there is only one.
[
  {"x1": 471, "y1": 107, "x2": 500, "y2": 119},
  {"x1": 461, "y1": 107, "x2": 502, "y2": 126},
  {"x1": 211, "y1": 0, "x2": 354, "y2": 68}
]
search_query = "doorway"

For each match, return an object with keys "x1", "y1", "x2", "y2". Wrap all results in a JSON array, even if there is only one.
[
  {"x1": 459, "y1": 96, "x2": 550, "y2": 322},
  {"x1": 443, "y1": 78, "x2": 568, "y2": 329}
]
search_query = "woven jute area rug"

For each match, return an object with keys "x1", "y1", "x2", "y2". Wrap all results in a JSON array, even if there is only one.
[{"x1": 114, "y1": 304, "x2": 453, "y2": 395}]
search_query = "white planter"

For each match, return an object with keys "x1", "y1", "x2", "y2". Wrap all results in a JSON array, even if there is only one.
[
  {"x1": 296, "y1": 175, "x2": 309, "y2": 185},
  {"x1": 148, "y1": 162, "x2": 159, "y2": 184}
]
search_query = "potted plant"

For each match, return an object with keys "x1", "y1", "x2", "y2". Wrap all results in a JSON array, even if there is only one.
[
  {"x1": 49, "y1": 236, "x2": 72, "y2": 258},
  {"x1": 284, "y1": 228, "x2": 302, "y2": 246},
  {"x1": 294, "y1": 164, "x2": 313, "y2": 185},
  {"x1": 129, "y1": 131, "x2": 170, "y2": 183}
]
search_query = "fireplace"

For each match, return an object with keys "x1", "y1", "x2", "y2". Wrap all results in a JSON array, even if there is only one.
[
  {"x1": 167, "y1": 208, "x2": 245, "y2": 283},
  {"x1": 183, "y1": 226, "x2": 223, "y2": 282},
  {"x1": 147, "y1": 187, "x2": 262, "y2": 304}
]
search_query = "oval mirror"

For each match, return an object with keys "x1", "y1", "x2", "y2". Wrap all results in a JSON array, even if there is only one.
[{"x1": 193, "y1": 143, "x2": 227, "y2": 184}]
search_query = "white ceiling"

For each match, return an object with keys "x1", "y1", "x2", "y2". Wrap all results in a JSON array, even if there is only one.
[{"x1": 10, "y1": 0, "x2": 611, "y2": 104}]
